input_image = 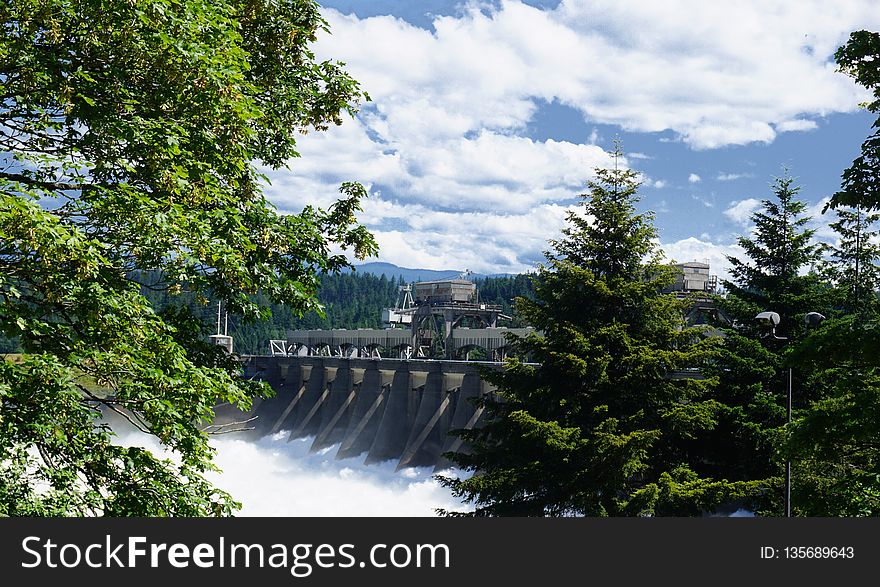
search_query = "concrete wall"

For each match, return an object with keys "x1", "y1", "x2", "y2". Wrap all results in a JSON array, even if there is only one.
[
  {"x1": 218, "y1": 356, "x2": 501, "y2": 471},
  {"x1": 285, "y1": 327, "x2": 535, "y2": 358}
]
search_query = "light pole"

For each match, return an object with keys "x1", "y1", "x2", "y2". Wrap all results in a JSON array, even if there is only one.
[{"x1": 754, "y1": 310, "x2": 825, "y2": 518}]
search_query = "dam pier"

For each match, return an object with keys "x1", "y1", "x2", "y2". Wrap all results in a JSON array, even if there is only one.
[{"x1": 219, "y1": 355, "x2": 503, "y2": 471}]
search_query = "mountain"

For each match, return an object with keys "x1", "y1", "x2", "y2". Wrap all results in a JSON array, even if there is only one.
[{"x1": 349, "y1": 262, "x2": 509, "y2": 282}]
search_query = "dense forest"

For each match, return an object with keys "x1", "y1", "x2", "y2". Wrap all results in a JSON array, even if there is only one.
[{"x1": 0, "y1": 269, "x2": 536, "y2": 356}]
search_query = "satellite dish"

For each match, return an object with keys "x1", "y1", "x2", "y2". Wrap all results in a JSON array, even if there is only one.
[
  {"x1": 755, "y1": 311, "x2": 781, "y2": 327},
  {"x1": 804, "y1": 312, "x2": 826, "y2": 327}
]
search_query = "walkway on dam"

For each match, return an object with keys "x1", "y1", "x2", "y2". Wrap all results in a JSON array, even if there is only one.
[{"x1": 275, "y1": 327, "x2": 537, "y2": 360}]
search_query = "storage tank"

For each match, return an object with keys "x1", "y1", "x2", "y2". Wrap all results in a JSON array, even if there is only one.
[{"x1": 413, "y1": 279, "x2": 476, "y2": 304}]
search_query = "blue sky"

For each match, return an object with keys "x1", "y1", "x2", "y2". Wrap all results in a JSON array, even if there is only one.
[{"x1": 262, "y1": 0, "x2": 880, "y2": 281}]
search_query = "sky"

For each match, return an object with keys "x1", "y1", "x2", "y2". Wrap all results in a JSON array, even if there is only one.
[{"x1": 260, "y1": 0, "x2": 880, "y2": 282}]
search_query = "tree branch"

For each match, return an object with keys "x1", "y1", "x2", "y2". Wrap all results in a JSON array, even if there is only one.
[{"x1": 0, "y1": 171, "x2": 87, "y2": 192}]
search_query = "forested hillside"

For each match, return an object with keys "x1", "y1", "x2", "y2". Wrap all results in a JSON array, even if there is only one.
[
  {"x1": 138, "y1": 271, "x2": 536, "y2": 355},
  {"x1": 0, "y1": 271, "x2": 536, "y2": 356}
]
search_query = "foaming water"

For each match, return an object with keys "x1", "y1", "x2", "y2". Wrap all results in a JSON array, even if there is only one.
[{"x1": 115, "y1": 429, "x2": 471, "y2": 516}]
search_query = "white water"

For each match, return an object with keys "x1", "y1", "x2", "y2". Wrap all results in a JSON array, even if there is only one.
[{"x1": 115, "y1": 430, "x2": 471, "y2": 516}]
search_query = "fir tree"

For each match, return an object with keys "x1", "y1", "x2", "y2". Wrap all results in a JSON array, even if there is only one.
[
  {"x1": 723, "y1": 174, "x2": 823, "y2": 340},
  {"x1": 827, "y1": 30, "x2": 880, "y2": 212},
  {"x1": 821, "y1": 205, "x2": 880, "y2": 313},
  {"x1": 717, "y1": 174, "x2": 835, "y2": 515},
  {"x1": 784, "y1": 331, "x2": 880, "y2": 516},
  {"x1": 780, "y1": 151, "x2": 880, "y2": 516},
  {"x1": 439, "y1": 143, "x2": 753, "y2": 516}
]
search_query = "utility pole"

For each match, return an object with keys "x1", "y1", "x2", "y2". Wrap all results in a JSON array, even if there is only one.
[{"x1": 785, "y1": 367, "x2": 792, "y2": 518}]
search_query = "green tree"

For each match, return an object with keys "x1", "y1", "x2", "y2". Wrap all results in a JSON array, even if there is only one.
[
  {"x1": 821, "y1": 205, "x2": 880, "y2": 312},
  {"x1": 784, "y1": 319, "x2": 880, "y2": 516},
  {"x1": 0, "y1": 0, "x2": 376, "y2": 515},
  {"x1": 777, "y1": 30, "x2": 880, "y2": 515},
  {"x1": 827, "y1": 30, "x2": 880, "y2": 212},
  {"x1": 439, "y1": 144, "x2": 750, "y2": 517},
  {"x1": 780, "y1": 149, "x2": 880, "y2": 517},
  {"x1": 723, "y1": 175, "x2": 823, "y2": 340},
  {"x1": 718, "y1": 174, "x2": 836, "y2": 515}
]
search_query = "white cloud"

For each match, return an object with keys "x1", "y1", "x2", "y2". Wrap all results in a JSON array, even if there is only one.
[
  {"x1": 717, "y1": 172, "x2": 754, "y2": 182},
  {"x1": 319, "y1": 1, "x2": 875, "y2": 150},
  {"x1": 692, "y1": 193, "x2": 714, "y2": 208},
  {"x1": 805, "y1": 196, "x2": 837, "y2": 240},
  {"x1": 260, "y1": 0, "x2": 880, "y2": 278},
  {"x1": 776, "y1": 119, "x2": 819, "y2": 133},
  {"x1": 364, "y1": 203, "x2": 574, "y2": 273},
  {"x1": 550, "y1": 0, "x2": 874, "y2": 148},
  {"x1": 724, "y1": 198, "x2": 762, "y2": 225},
  {"x1": 653, "y1": 180, "x2": 667, "y2": 189},
  {"x1": 265, "y1": 115, "x2": 612, "y2": 216}
]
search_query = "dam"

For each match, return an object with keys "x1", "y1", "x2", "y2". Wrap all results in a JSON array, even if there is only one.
[
  {"x1": 213, "y1": 264, "x2": 719, "y2": 471},
  {"x1": 218, "y1": 355, "x2": 506, "y2": 471}
]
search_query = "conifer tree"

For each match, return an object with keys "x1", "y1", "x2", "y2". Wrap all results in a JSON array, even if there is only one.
[
  {"x1": 784, "y1": 328, "x2": 880, "y2": 515},
  {"x1": 439, "y1": 143, "x2": 753, "y2": 516},
  {"x1": 821, "y1": 205, "x2": 880, "y2": 313},
  {"x1": 717, "y1": 174, "x2": 834, "y2": 515},
  {"x1": 827, "y1": 30, "x2": 880, "y2": 212},
  {"x1": 781, "y1": 188, "x2": 880, "y2": 516},
  {"x1": 723, "y1": 175, "x2": 823, "y2": 340}
]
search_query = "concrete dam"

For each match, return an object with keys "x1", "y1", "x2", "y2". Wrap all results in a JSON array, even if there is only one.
[
  {"x1": 211, "y1": 264, "x2": 720, "y2": 472},
  {"x1": 219, "y1": 355, "x2": 502, "y2": 471}
]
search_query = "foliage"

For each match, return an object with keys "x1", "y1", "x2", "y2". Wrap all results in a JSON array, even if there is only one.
[
  {"x1": 828, "y1": 30, "x2": 880, "y2": 212},
  {"x1": 714, "y1": 174, "x2": 837, "y2": 515},
  {"x1": 722, "y1": 175, "x2": 824, "y2": 339},
  {"x1": 0, "y1": 0, "x2": 375, "y2": 515},
  {"x1": 781, "y1": 151, "x2": 880, "y2": 516},
  {"x1": 717, "y1": 133, "x2": 880, "y2": 515},
  {"x1": 776, "y1": 29, "x2": 880, "y2": 516},
  {"x1": 473, "y1": 274, "x2": 537, "y2": 328},
  {"x1": 820, "y1": 205, "x2": 880, "y2": 313},
  {"x1": 697, "y1": 332, "x2": 781, "y2": 514},
  {"x1": 785, "y1": 316, "x2": 880, "y2": 515},
  {"x1": 438, "y1": 144, "x2": 755, "y2": 517}
]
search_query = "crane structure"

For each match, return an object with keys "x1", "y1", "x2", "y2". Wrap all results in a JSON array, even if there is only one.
[{"x1": 389, "y1": 273, "x2": 511, "y2": 359}]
